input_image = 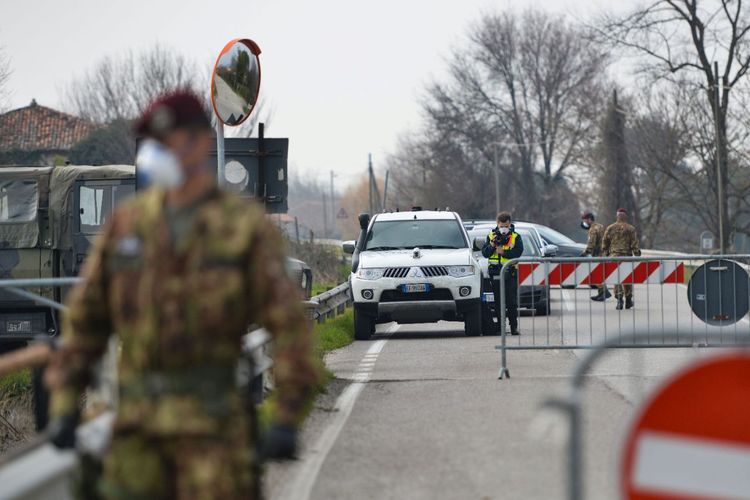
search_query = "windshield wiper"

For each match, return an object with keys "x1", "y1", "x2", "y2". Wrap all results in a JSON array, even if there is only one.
[
  {"x1": 418, "y1": 245, "x2": 462, "y2": 249},
  {"x1": 366, "y1": 246, "x2": 404, "y2": 251}
]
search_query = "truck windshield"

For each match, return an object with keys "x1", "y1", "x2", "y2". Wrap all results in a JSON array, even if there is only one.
[
  {"x1": 0, "y1": 180, "x2": 38, "y2": 223},
  {"x1": 79, "y1": 183, "x2": 135, "y2": 233},
  {"x1": 365, "y1": 219, "x2": 467, "y2": 250}
]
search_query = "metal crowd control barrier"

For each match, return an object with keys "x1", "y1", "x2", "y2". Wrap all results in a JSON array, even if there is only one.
[
  {"x1": 0, "y1": 278, "x2": 352, "y2": 500},
  {"x1": 545, "y1": 333, "x2": 750, "y2": 500},
  {"x1": 495, "y1": 255, "x2": 750, "y2": 378}
]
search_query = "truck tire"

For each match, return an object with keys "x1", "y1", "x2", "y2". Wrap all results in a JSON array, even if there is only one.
[
  {"x1": 464, "y1": 307, "x2": 482, "y2": 336},
  {"x1": 535, "y1": 297, "x2": 550, "y2": 316},
  {"x1": 534, "y1": 286, "x2": 550, "y2": 316},
  {"x1": 354, "y1": 309, "x2": 374, "y2": 340}
]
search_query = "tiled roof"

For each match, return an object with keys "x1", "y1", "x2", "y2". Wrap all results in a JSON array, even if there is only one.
[{"x1": 0, "y1": 100, "x2": 96, "y2": 152}]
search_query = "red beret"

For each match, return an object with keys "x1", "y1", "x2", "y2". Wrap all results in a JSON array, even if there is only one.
[
  {"x1": 616, "y1": 208, "x2": 628, "y2": 215},
  {"x1": 581, "y1": 211, "x2": 594, "y2": 219},
  {"x1": 135, "y1": 91, "x2": 211, "y2": 138}
]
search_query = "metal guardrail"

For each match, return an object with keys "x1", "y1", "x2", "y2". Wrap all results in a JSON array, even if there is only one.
[
  {"x1": 305, "y1": 282, "x2": 351, "y2": 323},
  {"x1": 0, "y1": 278, "x2": 351, "y2": 500},
  {"x1": 494, "y1": 255, "x2": 750, "y2": 379}
]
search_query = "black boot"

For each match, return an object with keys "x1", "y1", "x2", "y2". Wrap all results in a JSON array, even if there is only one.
[
  {"x1": 625, "y1": 297, "x2": 634, "y2": 309},
  {"x1": 591, "y1": 292, "x2": 605, "y2": 301},
  {"x1": 510, "y1": 320, "x2": 520, "y2": 336},
  {"x1": 616, "y1": 298, "x2": 624, "y2": 310},
  {"x1": 604, "y1": 290, "x2": 612, "y2": 299}
]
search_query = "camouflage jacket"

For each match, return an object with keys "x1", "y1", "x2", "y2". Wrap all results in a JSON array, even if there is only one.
[
  {"x1": 602, "y1": 221, "x2": 641, "y2": 257},
  {"x1": 583, "y1": 222, "x2": 605, "y2": 256},
  {"x1": 46, "y1": 187, "x2": 319, "y2": 436}
]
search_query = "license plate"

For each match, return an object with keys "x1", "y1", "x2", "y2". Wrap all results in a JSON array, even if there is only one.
[
  {"x1": 6, "y1": 320, "x2": 31, "y2": 334},
  {"x1": 401, "y1": 283, "x2": 430, "y2": 293}
]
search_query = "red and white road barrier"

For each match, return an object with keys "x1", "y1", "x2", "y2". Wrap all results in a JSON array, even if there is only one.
[{"x1": 517, "y1": 261, "x2": 684, "y2": 286}]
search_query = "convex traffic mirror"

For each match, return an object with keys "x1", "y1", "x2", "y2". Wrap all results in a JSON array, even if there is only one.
[{"x1": 211, "y1": 39, "x2": 261, "y2": 126}]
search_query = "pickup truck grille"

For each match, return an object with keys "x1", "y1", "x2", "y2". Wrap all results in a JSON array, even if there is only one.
[
  {"x1": 381, "y1": 288, "x2": 453, "y2": 302},
  {"x1": 384, "y1": 267, "x2": 410, "y2": 278},
  {"x1": 421, "y1": 266, "x2": 448, "y2": 277}
]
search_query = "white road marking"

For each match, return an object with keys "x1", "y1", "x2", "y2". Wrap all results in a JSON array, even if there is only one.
[
  {"x1": 276, "y1": 323, "x2": 399, "y2": 500},
  {"x1": 561, "y1": 290, "x2": 575, "y2": 312},
  {"x1": 633, "y1": 431, "x2": 750, "y2": 498}
]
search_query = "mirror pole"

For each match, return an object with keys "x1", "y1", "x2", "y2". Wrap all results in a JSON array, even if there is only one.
[{"x1": 216, "y1": 121, "x2": 225, "y2": 188}]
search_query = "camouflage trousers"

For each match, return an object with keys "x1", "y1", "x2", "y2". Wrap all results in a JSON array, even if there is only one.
[
  {"x1": 97, "y1": 433, "x2": 256, "y2": 500},
  {"x1": 614, "y1": 284, "x2": 633, "y2": 300}
]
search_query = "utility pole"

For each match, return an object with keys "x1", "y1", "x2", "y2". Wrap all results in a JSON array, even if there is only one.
[
  {"x1": 330, "y1": 170, "x2": 336, "y2": 229},
  {"x1": 368, "y1": 153, "x2": 374, "y2": 215},
  {"x1": 368, "y1": 153, "x2": 382, "y2": 213},
  {"x1": 322, "y1": 191, "x2": 328, "y2": 239},
  {"x1": 383, "y1": 170, "x2": 390, "y2": 211},
  {"x1": 713, "y1": 61, "x2": 726, "y2": 254},
  {"x1": 493, "y1": 143, "x2": 500, "y2": 215}
]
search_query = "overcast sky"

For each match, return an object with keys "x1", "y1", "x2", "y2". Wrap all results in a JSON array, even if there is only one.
[{"x1": 1, "y1": 0, "x2": 628, "y2": 189}]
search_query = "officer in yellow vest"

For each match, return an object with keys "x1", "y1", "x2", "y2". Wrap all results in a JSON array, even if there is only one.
[{"x1": 482, "y1": 211, "x2": 524, "y2": 335}]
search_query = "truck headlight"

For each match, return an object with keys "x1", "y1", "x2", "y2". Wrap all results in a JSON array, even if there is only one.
[
  {"x1": 357, "y1": 267, "x2": 386, "y2": 280},
  {"x1": 446, "y1": 265, "x2": 475, "y2": 278}
]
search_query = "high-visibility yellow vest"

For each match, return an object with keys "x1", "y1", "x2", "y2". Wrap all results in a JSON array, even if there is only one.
[{"x1": 487, "y1": 231, "x2": 518, "y2": 265}]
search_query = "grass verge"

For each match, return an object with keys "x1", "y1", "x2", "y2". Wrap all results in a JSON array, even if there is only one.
[
  {"x1": 259, "y1": 309, "x2": 354, "y2": 429},
  {"x1": 0, "y1": 370, "x2": 31, "y2": 400}
]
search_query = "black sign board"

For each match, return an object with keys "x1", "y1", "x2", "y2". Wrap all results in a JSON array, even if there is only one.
[{"x1": 209, "y1": 136, "x2": 289, "y2": 214}]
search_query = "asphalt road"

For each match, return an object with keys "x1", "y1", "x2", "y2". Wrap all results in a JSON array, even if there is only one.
[{"x1": 266, "y1": 286, "x2": 748, "y2": 500}]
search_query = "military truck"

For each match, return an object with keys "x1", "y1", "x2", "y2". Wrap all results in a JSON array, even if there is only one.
[{"x1": 0, "y1": 165, "x2": 135, "y2": 345}]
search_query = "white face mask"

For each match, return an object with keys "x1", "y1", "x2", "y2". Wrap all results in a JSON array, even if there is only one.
[
  {"x1": 498, "y1": 227, "x2": 510, "y2": 235},
  {"x1": 136, "y1": 139, "x2": 184, "y2": 189}
]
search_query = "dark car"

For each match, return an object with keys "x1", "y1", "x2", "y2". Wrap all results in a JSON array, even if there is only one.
[{"x1": 518, "y1": 222, "x2": 585, "y2": 257}]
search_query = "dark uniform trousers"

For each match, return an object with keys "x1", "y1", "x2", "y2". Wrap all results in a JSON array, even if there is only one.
[{"x1": 492, "y1": 266, "x2": 518, "y2": 333}]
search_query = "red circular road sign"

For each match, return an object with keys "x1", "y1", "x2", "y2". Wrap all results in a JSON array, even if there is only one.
[{"x1": 621, "y1": 352, "x2": 750, "y2": 499}]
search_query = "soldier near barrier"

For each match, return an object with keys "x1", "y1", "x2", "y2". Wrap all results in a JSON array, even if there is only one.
[
  {"x1": 602, "y1": 208, "x2": 641, "y2": 310},
  {"x1": 579, "y1": 211, "x2": 611, "y2": 302},
  {"x1": 44, "y1": 91, "x2": 319, "y2": 499}
]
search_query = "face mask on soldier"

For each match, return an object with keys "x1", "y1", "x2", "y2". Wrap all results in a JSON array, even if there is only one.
[
  {"x1": 136, "y1": 139, "x2": 185, "y2": 189},
  {"x1": 581, "y1": 221, "x2": 590, "y2": 230}
]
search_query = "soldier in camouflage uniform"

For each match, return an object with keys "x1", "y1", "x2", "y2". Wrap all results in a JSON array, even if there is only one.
[
  {"x1": 44, "y1": 92, "x2": 319, "y2": 499},
  {"x1": 579, "y1": 211, "x2": 611, "y2": 302},
  {"x1": 602, "y1": 208, "x2": 641, "y2": 310}
]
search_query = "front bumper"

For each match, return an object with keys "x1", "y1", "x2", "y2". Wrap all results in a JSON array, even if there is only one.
[{"x1": 354, "y1": 297, "x2": 480, "y2": 324}]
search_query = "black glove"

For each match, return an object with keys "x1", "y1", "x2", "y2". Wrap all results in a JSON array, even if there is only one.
[
  {"x1": 260, "y1": 424, "x2": 298, "y2": 460},
  {"x1": 47, "y1": 414, "x2": 78, "y2": 449}
]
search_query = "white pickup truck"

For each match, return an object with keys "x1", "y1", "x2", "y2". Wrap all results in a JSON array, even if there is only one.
[{"x1": 343, "y1": 210, "x2": 482, "y2": 340}]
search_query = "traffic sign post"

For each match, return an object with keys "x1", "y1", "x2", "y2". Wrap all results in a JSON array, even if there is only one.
[
  {"x1": 700, "y1": 230, "x2": 714, "y2": 253},
  {"x1": 621, "y1": 352, "x2": 750, "y2": 499}
]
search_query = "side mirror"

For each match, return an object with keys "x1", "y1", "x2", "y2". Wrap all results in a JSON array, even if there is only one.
[
  {"x1": 473, "y1": 237, "x2": 485, "y2": 252},
  {"x1": 358, "y1": 213, "x2": 371, "y2": 230},
  {"x1": 342, "y1": 241, "x2": 356, "y2": 255},
  {"x1": 543, "y1": 244, "x2": 558, "y2": 257}
]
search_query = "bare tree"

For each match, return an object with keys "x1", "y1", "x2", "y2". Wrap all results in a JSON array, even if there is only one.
[
  {"x1": 598, "y1": 0, "x2": 750, "y2": 249},
  {"x1": 61, "y1": 43, "x2": 206, "y2": 123},
  {"x1": 0, "y1": 46, "x2": 11, "y2": 111},
  {"x1": 392, "y1": 10, "x2": 608, "y2": 226}
]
